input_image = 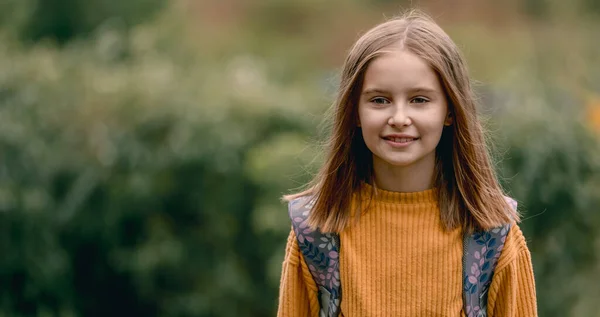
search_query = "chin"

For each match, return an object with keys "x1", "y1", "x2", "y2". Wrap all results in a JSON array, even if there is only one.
[
  {"x1": 379, "y1": 157, "x2": 417, "y2": 167},
  {"x1": 387, "y1": 161, "x2": 416, "y2": 167}
]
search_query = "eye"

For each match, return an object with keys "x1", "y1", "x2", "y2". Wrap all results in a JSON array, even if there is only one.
[
  {"x1": 370, "y1": 97, "x2": 391, "y2": 105},
  {"x1": 411, "y1": 96, "x2": 429, "y2": 104}
]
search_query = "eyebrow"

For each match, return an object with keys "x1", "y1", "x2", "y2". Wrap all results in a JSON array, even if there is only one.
[
  {"x1": 361, "y1": 88, "x2": 388, "y2": 95},
  {"x1": 361, "y1": 87, "x2": 439, "y2": 95}
]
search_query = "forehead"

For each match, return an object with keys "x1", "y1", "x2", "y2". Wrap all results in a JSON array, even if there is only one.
[{"x1": 362, "y1": 50, "x2": 441, "y2": 92}]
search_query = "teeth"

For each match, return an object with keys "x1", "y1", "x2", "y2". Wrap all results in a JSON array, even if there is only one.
[{"x1": 391, "y1": 138, "x2": 414, "y2": 143}]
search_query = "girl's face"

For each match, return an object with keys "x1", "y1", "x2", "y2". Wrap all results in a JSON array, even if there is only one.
[{"x1": 357, "y1": 49, "x2": 451, "y2": 177}]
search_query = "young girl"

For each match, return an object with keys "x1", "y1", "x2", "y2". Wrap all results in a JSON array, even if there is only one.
[{"x1": 277, "y1": 11, "x2": 537, "y2": 317}]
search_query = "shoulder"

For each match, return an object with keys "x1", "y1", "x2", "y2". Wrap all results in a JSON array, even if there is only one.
[
  {"x1": 287, "y1": 195, "x2": 320, "y2": 245},
  {"x1": 288, "y1": 195, "x2": 314, "y2": 208},
  {"x1": 503, "y1": 195, "x2": 518, "y2": 213},
  {"x1": 287, "y1": 195, "x2": 315, "y2": 219},
  {"x1": 495, "y1": 223, "x2": 531, "y2": 271}
]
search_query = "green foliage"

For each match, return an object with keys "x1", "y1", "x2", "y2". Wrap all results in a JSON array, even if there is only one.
[
  {"x1": 0, "y1": 1, "x2": 599, "y2": 316},
  {"x1": 0, "y1": 7, "x2": 323, "y2": 315},
  {"x1": 0, "y1": 0, "x2": 164, "y2": 44},
  {"x1": 496, "y1": 87, "x2": 600, "y2": 316}
]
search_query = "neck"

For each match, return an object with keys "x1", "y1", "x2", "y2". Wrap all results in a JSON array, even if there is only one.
[{"x1": 372, "y1": 154, "x2": 436, "y2": 192}]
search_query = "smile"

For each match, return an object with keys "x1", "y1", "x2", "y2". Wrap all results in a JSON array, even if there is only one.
[{"x1": 382, "y1": 136, "x2": 419, "y2": 147}]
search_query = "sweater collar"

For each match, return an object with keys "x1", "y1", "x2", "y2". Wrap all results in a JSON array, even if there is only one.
[{"x1": 360, "y1": 182, "x2": 437, "y2": 205}]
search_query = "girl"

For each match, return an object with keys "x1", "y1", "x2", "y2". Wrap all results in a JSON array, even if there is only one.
[{"x1": 277, "y1": 10, "x2": 537, "y2": 317}]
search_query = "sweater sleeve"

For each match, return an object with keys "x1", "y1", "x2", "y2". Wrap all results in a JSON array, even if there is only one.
[
  {"x1": 487, "y1": 224, "x2": 538, "y2": 317},
  {"x1": 277, "y1": 228, "x2": 320, "y2": 317}
]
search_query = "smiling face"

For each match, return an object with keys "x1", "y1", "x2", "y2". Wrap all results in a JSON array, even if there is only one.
[{"x1": 357, "y1": 49, "x2": 452, "y2": 185}]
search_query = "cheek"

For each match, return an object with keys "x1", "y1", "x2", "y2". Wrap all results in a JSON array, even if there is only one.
[
  {"x1": 360, "y1": 117, "x2": 384, "y2": 140},
  {"x1": 358, "y1": 109, "x2": 373, "y2": 131},
  {"x1": 421, "y1": 121, "x2": 447, "y2": 145},
  {"x1": 423, "y1": 107, "x2": 448, "y2": 135}
]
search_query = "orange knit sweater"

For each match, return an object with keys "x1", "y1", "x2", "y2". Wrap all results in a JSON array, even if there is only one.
[{"x1": 277, "y1": 188, "x2": 537, "y2": 316}]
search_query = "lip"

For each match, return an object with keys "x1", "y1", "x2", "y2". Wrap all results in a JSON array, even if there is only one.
[
  {"x1": 383, "y1": 133, "x2": 418, "y2": 139},
  {"x1": 382, "y1": 134, "x2": 419, "y2": 148}
]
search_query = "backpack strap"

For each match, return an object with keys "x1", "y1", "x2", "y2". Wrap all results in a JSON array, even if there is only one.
[
  {"x1": 288, "y1": 197, "x2": 341, "y2": 317},
  {"x1": 462, "y1": 197, "x2": 517, "y2": 317}
]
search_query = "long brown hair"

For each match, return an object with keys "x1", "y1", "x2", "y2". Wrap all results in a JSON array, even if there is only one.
[{"x1": 284, "y1": 10, "x2": 519, "y2": 233}]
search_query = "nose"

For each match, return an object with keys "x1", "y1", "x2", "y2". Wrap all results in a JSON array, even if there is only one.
[{"x1": 387, "y1": 103, "x2": 411, "y2": 127}]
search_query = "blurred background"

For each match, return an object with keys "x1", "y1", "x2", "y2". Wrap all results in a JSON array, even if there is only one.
[{"x1": 0, "y1": 0, "x2": 599, "y2": 316}]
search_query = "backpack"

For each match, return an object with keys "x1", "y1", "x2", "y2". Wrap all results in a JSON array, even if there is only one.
[{"x1": 288, "y1": 196, "x2": 517, "y2": 317}]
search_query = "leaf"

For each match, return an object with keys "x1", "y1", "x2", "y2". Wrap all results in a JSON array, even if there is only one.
[
  {"x1": 471, "y1": 264, "x2": 478, "y2": 274},
  {"x1": 482, "y1": 261, "x2": 490, "y2": 271},
  {"x1": 469, "y1": 283, "x2": 477, "y2": 294},
  {"x1": 479, "y1": 273, "x2": 489, "y2": 283}
]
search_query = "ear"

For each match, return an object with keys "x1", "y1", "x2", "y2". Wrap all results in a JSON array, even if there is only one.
[{"x1": 444, "y1": 113, "x2": 453, "y2": 126}]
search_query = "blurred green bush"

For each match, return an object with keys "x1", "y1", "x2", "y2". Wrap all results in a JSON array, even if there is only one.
[
  {"x1": 0, "y1": 0, "x2": 164, "y2": 44},
  {"x1": 0, "y1": 1, "x2": 599, "y2": 316}
]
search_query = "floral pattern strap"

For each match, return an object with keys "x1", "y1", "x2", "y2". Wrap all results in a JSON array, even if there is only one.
[
  {"x1": 288, "y1": 197, "x2": 341, "y2": 317},
  {"x1": 463, "y1": 196, "x2": 517, "y2": 317}
]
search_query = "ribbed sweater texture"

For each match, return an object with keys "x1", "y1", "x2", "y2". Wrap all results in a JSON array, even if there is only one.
[{"x1": 277, "y1": 187, "x2": 537, "y2": 316}]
